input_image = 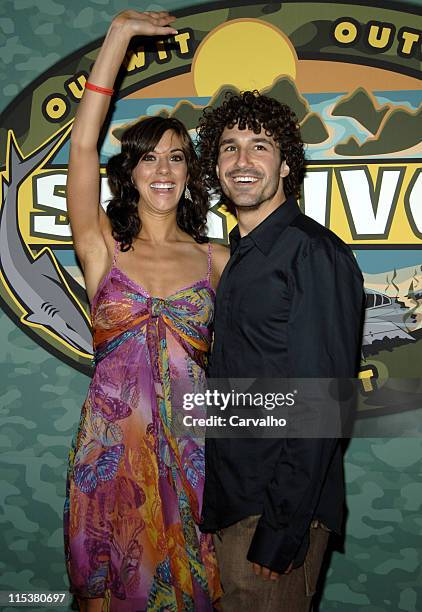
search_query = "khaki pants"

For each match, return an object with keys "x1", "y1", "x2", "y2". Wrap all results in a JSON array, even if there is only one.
[{"x1": 213, "y1": 516, "x2": 329, "y2": 612}]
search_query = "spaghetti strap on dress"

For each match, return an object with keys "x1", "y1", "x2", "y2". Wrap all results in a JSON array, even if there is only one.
[
  {"x1": 206, "y1": 242, "x2": 212, "y2": 284},
  {"x1": 112, "y1": 238, "x2": 119, "y2": 266},
  {"x1": 64, "y1": 241, "x2": 220, "y2": 611}
]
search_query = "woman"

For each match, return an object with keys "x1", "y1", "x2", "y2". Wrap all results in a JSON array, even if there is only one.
[{"x1": 64, "y1": 10, "x2": 228, "y2": 612}]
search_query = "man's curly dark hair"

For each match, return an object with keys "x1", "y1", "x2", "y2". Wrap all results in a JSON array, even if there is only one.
[
  {"x1": 107, "y1": 116, "x2": 208, "y2": 251},
  {"x1": 196, "y1": 90, "x2": 305, "y2": 205}
]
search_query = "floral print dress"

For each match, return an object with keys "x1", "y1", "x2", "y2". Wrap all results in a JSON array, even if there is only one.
[{"x1": 64, "y1": 243, "x2": 220, "y2": 611}]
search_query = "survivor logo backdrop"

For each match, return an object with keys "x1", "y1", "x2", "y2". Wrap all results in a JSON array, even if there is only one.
[{"x1": 0, "y1": 1, "x2": 421, "y2": 404}]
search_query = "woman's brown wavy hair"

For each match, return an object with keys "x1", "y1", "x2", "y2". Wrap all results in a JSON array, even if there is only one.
[
  {"x1": 196, "y1": 90, "x2": 305, "y2": 209},
  {"x1": 106, "y1": 116, "x2": 208, "y2": 251}
]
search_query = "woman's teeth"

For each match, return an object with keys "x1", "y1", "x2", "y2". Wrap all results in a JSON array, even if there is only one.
[{"x1": 150, "y1": 182, "x2": 176, "y2": 190}]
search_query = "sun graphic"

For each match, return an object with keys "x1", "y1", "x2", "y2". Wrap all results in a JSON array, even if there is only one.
[{"x1": 192, "y1": 19, "x2": 298, "y2": 96}]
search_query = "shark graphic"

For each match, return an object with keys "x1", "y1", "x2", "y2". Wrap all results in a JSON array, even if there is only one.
[{"x1": 0, "y1": 127, "x2": 93, "y2": 357}]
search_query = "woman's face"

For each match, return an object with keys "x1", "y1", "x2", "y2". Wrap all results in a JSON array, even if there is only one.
[{"x1": 132, "y1": 129, "x2": 188, "y2": 215}]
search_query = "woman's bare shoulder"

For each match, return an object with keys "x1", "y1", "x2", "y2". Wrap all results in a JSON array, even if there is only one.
[{"x1": 210, "y1": 242, "x2": 230, "y2": 279}]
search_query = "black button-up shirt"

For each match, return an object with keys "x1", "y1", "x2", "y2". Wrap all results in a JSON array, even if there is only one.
[{"x1": 202, "y1": 196, "x2": 365, "y2": 572}]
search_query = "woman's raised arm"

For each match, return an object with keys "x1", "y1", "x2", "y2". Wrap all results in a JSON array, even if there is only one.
[{"x1": 66, "y1": 11, "x2": 177, "y2": 291}]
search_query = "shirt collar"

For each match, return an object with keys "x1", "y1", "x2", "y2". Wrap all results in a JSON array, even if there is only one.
[{"x1": 229, "y1": 196, "x2": 302, "y2": 255}]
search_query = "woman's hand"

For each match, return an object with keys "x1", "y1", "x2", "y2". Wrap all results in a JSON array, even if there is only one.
[{"x1": 110, "y1": 10, "x2": 178, "y2": 38}]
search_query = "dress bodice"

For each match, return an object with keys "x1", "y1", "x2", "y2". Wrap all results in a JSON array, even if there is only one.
[{"x1": 90, "y1": 252, "x2": 215, "y2": 369}]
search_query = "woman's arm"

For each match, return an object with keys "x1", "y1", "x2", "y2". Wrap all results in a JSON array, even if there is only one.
[
  {"x1": 66, "y1": 11, "x2": 177, "y2": 298},
  {"x1": 210, "y1": 244, "x2": 230, "y2": 290}
]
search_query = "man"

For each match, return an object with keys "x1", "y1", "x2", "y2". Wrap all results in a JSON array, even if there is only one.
[{"x1": 197, "y1": 91, "x2": 364, "y2": 611}]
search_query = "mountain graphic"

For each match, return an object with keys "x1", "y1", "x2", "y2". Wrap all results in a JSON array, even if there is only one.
[
  {"x1": 112, "y1": 78, "x2": 328, "y2": 145},
  {"x1": 332, "y1": 87, "x2": 390, "y2": 134},
  {"x1": 334, "y1": 105, "x2": 422, "y2": 156},
  {"x1": 263, "y1": 77, "x2": 308, "y2": 121},
  {"x1": 300, "y1": 112, "x2": 329, "y2": 144},
  {"x1": 158, "y1": 84, "x2": 242, "y2": 128},
  {"x1": 263, "y1": 78, "x2": 328, "y2": 143}
]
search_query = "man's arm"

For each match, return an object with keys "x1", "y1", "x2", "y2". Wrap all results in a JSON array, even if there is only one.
[{"x1": 247, "y1": 236, "x2": 365, "y2": 573}]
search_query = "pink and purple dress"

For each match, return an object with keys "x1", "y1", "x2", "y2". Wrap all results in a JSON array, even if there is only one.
[{"x1": 64, "y1": 243, "x2": 221, "y2": 611}]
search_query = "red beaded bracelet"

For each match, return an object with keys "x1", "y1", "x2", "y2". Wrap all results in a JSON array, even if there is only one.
[{"x1": 85, "y1": 82, "x2": 114, "y2": 96}]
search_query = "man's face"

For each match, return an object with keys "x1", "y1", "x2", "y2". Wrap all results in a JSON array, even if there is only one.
[{"x1": 216, "y1": 125, "x2": 290, "y2": 210}]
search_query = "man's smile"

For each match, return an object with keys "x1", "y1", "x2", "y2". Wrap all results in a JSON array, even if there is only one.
[{"x1": 231, "y1": 176, "x2": 260, "y2": 184}]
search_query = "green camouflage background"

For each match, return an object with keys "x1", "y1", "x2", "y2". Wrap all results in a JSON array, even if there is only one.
[{"x1": 1, "y1": 1, "x2": 421, "y2": 610}]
